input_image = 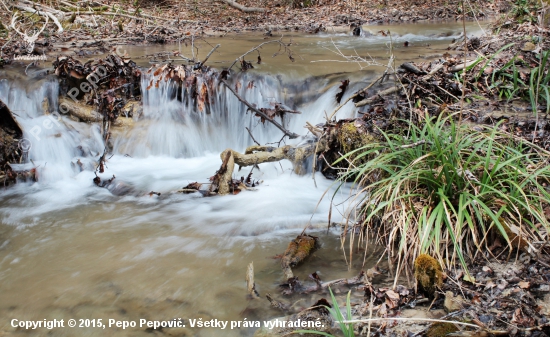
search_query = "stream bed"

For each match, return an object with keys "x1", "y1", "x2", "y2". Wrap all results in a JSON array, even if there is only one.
[{"x1": 0, "y1": 21, "x2": 487, "y2": 337}]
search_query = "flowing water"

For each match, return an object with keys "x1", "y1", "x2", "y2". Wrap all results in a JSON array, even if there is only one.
[{"x1": 0, "y1": 22, "x2": 487, "y2": 336}]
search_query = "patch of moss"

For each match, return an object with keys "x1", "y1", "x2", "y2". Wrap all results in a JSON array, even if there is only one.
[
  {"x1": 337, "y1": 121, "x2": 375, "y2": 164},
  {"x1": 68, "y1": 13, "x2": 77, "y2": 24},
  {"x1": 282, "y1": 235, "x2": 318, "y2": 268},
  {"x1": 426, "y1": 322, "x2": 459, "y2": 337},
  {"x1": 414, "y1": 254, "x2": 443, "y2": 298}
]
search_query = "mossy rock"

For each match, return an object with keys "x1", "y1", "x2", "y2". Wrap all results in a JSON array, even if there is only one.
[
  {"x1": 337, "y1": 121, "x2": 376, "y2": 164},
  {"x1": 414, "y1": 254, "x2": 443, "y2": 298},
  {"x1": 426, "y1": 322, "x2": 459, "y2": 337}
]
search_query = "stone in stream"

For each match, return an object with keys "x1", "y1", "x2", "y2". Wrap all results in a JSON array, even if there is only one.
[{"x1": 0, "y1": 98, "x2": 24, "y2": 183}]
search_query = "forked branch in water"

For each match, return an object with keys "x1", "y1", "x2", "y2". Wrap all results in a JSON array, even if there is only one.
[{"x1": 220, "y1": 79, "x2": 299, "y2": 139}]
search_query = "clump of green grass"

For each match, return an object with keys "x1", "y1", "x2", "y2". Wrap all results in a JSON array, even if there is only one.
[
  {"x1": 337, "y1": 115, "x2": 550, "y2": 275},
  {"x1": 510, "y1": 0, "x2": 540, "y2": 23},
  {"x1": 485, "y1": 50, "x2": 550, "y2": 115}
]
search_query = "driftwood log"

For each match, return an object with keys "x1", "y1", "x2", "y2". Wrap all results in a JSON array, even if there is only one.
[
  {"x1": 246, "y1": 262, "x2": 260, "y2": 299},
  {"x1": 211, "y1": 142, "x2": 316, "y2": 195}
]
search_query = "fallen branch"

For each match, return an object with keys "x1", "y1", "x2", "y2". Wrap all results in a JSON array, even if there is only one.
[
  {"x1": 13, "y1": 5, "x2": 64, "y2": 33},
  {"x1": 209, "y1": 149, "x2": 234, "y2": 195},
  {"x1": 200, "y1": 43, "x2": 220, "y2": 67},
  {"x1": 58, "y1": 0, "x2": 78, "y2": 8},
  {"x1": 218, "y1": 0, "x2": 265, "y2": 12},
  {"x1": 316, "y1": 271, "x2": 366, "y2": 289},
  {"x1": 18, "y1": 0, "x2": 67, "y2": 16},
  {"x1": 210, "y1": 142, "x2": 316, "y2": 196},
  {"x1": 228, "y1": 38, "x2": 292, "y2": 71},
  {"x1": 328, "y1": 56, "x2": 394, "y2": 120},
  {"x1": 238, "y1": 144, "x2": 315, "y2": 168},
  {"x1": 71, "y1": 11, "x2": 196, "y2": 23},
  {"x1": 400, "y1": 62, "x2": 426, "y2": 75},
  {"x1": 422, "y1": 62, "x2": 446, "y2": 81},
  {"x1": 220, "y1": 79, "x2": 299, "y2": 139},
  {"x1": 355, "y1": 86, "x2": 401, "y2": 107},
  {"x1": 246, "y1": 262, "x2": 260, "y2": 299}
]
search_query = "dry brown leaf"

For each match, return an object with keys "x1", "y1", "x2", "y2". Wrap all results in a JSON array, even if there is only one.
[{"x1": 518, "y1": 281, "x2": 530, "y2": 289}]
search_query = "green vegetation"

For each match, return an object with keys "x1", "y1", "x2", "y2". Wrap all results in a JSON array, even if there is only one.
[
  {"x1": 459, "y1": 43, "x2": 549, "y2": 115},
  {"x1": 483, "y1": 50, "x2": 549, "y2": 114},
  {"x1": 510, "y1": 0, "x2": 540, "y2": 23},
  {"x1": 337, "y1": 122, "x2": 376, "y2": 167},
  {"x1": 336, "y1": 115, "x2": 550, "y2": 274}
]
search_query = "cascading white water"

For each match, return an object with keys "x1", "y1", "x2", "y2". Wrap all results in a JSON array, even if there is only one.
[
  {"x1": 112, "y1": 71, "x2": 357, "y2": 158},
  {"x1": 0, "y1": 69, "x2": 359, "y2": 230},
  {"x1": 0, "y1": 77, "x2": 104, "y2": 184}
]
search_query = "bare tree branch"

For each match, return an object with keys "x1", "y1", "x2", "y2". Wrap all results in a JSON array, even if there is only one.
[
  {"x1": 218, "y1": 0, "x2": 265, "y2": 13},
  {"x1": 228, "y1": 38, "x2": 293, "y2": 70},
  {"x1": 220, "y1": 79, "x2": 299, "y2": 139}
]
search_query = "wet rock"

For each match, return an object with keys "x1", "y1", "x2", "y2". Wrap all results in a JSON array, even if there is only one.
[
  {"x1": 121, "y1": 100, "x2": 142, "y2": 118},
  {"x1": 59, "y1": 97, "x2": 101, "y2": 123},
  {"x1": 112, "y1": 117, "x2": 135, "y2": 128},
  {"x1": 0, "y1": 99, "x2": 23, "y2": 180}
]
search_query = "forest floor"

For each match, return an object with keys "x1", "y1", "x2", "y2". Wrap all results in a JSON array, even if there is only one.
[{"x1": 0, "y1": 0, "x2": 510, "y2": 60}]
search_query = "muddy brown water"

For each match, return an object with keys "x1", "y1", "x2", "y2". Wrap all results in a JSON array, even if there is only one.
[
  {"x1": 0, "y1": 21, "x2": 488, "y2": 337},
  {"x1": 116, "y1": 21, "x2": 486, "y2": 77}
]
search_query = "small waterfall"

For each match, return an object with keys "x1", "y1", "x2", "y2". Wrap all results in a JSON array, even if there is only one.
[
  {"x1": 112, "y1": 70, "x2": 357, "y2": 158},
  {"x1": 0, "y1": 77, "x2": 104, "y2": 183},
  {"x1": 1, "y1": 68, "x2": 359, "y2": 187}
]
